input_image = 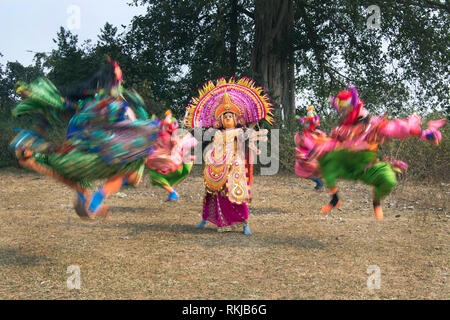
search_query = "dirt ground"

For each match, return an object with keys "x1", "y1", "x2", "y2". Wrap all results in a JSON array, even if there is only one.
[{"x1": 0, "y1": 167, "x2": 448, "y2": 300}]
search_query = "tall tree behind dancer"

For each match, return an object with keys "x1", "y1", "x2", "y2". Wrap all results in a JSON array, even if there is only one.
[
  {"x1": 312, "y1": 85, "x2": 445, "y2": 220},
  {"x1": 294, "y1": 105, "x2": 325, "y2": 190},
  {"x1": 9, "y1": 59, "x2": 159, "y2": 219},
  {"x1": 184, "y1": 78, "x2": 273, "y2": 235}
]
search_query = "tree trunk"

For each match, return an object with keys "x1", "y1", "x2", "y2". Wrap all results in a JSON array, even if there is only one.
[
  {"x1": 229, "y1": 0, "x2": 239, "y2": 75},
  {"x1": 251, "y1": 0, "x2": 295, "y2": 122}
]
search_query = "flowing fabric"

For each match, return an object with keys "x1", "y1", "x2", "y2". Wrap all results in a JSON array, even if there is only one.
[
  {"x1": 146, "y1": 131, "x2": 196, "y2": 175},
  {"x1": 146, "y1": 113, "x2": 197, "y2": 190},
  {"x1": 202, "y1": 192, "x2": 249, "y2": 231},
  {"x1": 9, "y1": 72, "x2": 160, "y2": 219},
  {"x1": 316, "y1": 84, "x2": 446, "y2": 219},
  {"x1": 11, "y1": 93, "x2": 159, "y2": 186},
  {"x1": 311, "y1": 113, "x2": 445, "y2": 215},
  {"x1": 318, "y1": 149, "x2": 397, "y2": 201},
  {"x1": 149, "y1": 162, "x2": 193, "y2": 189},
  {"x1": 294, "y1": 129, "x2": 326, "y2": 179}
]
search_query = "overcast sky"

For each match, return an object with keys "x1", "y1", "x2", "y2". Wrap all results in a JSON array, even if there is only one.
[{"x1": 0, "y1": 0, "x2": 147, "y2": 66}]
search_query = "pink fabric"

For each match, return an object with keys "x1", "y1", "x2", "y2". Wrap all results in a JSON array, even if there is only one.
[
  {"x1": 330, "y1": 115, "x2": 427, "y2": 152},
  {"x1": 202, "y1": 193, "x2": 248, "y2": 228},
  {"x1": 146, "y1": 130, "x2": 178, "y2": 173},
  {"x1": 421, "y1": 119, "x2": 446, "y2": 143},
  {"x1": 378, "y1": 115, "x2": 422, "y2": 139},
  {"x1": 305, "y1": 114, "x2": 445, "y2": 171},
  {"x1": 294, "y1": 132, "x2": 318, "y2": 178},
  {"x1": 376, "y1": 115, "x2": 445, "y2": 144},
  {"x1": 294, "y1": 130, "x2": 328, "y2": 178},
  {"x1": 146, "y1": 130, "x2": 197, "y2": 174},
  {"x1": 295, "y1": 160, "x2": 318, "y2": 179},
  {"x1": 382, "y1": 156, "x2": 408, "y2": 171}
]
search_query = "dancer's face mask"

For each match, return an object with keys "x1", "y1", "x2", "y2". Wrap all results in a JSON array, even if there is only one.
[{"x1": 222, "y1": 112, "x2": 237, "y2": 129}]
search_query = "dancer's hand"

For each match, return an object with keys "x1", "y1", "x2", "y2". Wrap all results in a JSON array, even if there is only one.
[
  {"x1": 248, "y1": 122, "x2": 257, "y2": 129},
  {"x1": 421, "y1": 119, "x2": 446, "y2": 145}
]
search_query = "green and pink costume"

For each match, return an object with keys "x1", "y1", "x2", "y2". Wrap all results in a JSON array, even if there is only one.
[{"x1": 313, "y1": 85, "x2": 445, "y2": 219}]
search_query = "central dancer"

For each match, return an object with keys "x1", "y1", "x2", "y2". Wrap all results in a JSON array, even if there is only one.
[{"x1": 184, "y1": 78, "x2": 273, "y2": 234}]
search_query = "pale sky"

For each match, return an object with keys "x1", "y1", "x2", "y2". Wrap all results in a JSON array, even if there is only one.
[{"x1": 0, "y1": 0, "x2": 147, "y2": 66}]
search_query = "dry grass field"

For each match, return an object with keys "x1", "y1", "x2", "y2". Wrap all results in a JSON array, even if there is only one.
[{"x1": 0, "y1": 167, "x2": 448, "y2": 299}]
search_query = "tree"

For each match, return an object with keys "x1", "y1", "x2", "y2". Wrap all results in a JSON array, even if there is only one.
[
  {"x1": 291, "y1": 0, "x2": 449, "y2": 117},
  {"x1": 128, "y1": 0, "x2": 449, "y2": 121},
  {"x1": 0, "y1": 56, "x2": 44, "y2": 111},
  {"x1": 129, "y1": 0, "x2": 255, "y2": 117},
  {"x1": 94, "y1": 23, "x2": 126, "y2": 64},
  {"x1": 43, "y1": 27, "x2": 98, "y2": 91},
  {"x1": 251, "y1": 0, "x2": 295, "y2": 122}
]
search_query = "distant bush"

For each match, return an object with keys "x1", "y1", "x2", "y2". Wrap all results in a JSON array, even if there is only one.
[{"x1": 0, "y1": 110, "x2": 18, "y2": 168}]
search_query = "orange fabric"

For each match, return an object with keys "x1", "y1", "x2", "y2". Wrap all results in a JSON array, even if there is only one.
[
  {"x1": 126, "y1": 170, "x2": 141, "y2": 186},
  {"x1": 367, "y1": 143, "x2": 379, "y2": 151},
  {"x1": 163, "y1": 184, "x2": 174, "y2": 193},
  {"x1": 320, "y1": 203, "x2": 333, "y2": 213},
  {"x1": 19, "y1": 157, "x2": 88, "y2": 195},
  {"x1": 320, "y1": 200, "x2": 341, "y2": 213},
  {"x1": 102, "y1": 173, "x2": 128, "y2": 196},
  {"x1": 247, "y1": 150, "x2": 254, "y2": 187},
  {"x1": 247, "y1": 163, "x2": 253, "y2": 187},
  {"x1": 374, "y1": 206, "x2": 384, "y2": 220}
]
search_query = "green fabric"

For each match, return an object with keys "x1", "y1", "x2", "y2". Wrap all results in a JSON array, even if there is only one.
[
  {"x1": 149, "y1": 163, "x2": 193, "y2": 189},
  {"x1": 34, "y1": 150, "x2": 145, "y2": 189},
  {"x1": 12, "y1": 79, "x2": 154, "y2": 190},
  {"x1": 360, "y1": 162, "x2": 397, "y2": 201},
  {"x1": 13, "y1": 78, "x2": 71, "y2": 125},
  {"x1": 319, "y1": 150, "x2": 376, "y2": 187},
  {"x1": 318, "y1": 149, "x2": 397, "y2": 200},
  {"x1": 123, "y1": 90, "x2": 148, "y2": 120}
]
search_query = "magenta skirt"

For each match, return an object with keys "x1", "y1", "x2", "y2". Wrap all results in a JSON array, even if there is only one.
[{"x1": 202, "y1": 192, "x2": 248, "y2": 230}]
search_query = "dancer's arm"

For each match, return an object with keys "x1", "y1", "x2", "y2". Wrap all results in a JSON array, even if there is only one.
[{"x1": 377, "y1": 114, "x2": 445, "y2": 144}]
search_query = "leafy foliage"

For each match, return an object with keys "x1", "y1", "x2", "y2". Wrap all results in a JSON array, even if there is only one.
[{"x1": 293, "y1": 0, "x2": 449, "y2": 117}]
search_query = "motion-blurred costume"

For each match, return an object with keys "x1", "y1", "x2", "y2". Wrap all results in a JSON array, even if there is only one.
[
  {"x1": 294, "y1": 105, "x2": 325, "y2": 190},
  {"x1": 145, "y1": 110, "x2": 197, "y2": 201},
  {"x1": 9, "y1": 59, "x2": 159, "y2": 220},
  {"x1": 183, "y1": 78, "x2": 273, "y2": 234},
  {"x1": 311, "y1": 85, "x2": 445, "y2": 219}
]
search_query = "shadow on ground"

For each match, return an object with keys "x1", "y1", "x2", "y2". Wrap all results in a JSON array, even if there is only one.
[
  {"x1": 75, "y1": 221, "x2": 327, "y2": 250},
  {"x1": 0, "y1": 247, "x2": 52, "y2": 267}
]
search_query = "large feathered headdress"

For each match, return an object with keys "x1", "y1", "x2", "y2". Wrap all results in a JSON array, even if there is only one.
[{"x1": 184, "y1": 77, "x2": 274, "y2": 128}]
